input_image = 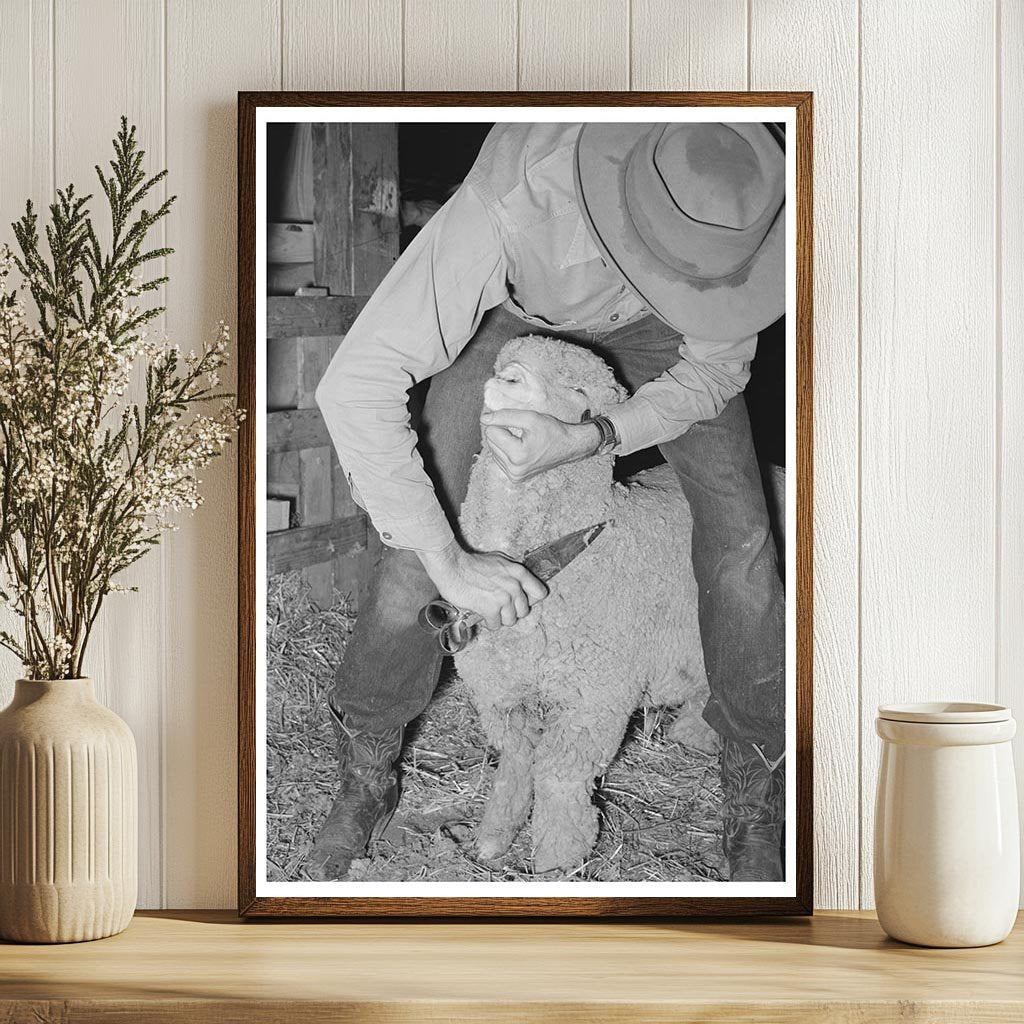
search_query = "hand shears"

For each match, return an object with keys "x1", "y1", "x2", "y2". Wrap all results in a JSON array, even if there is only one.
[{"x1": 417, "y1": 520, "x2": 610, "y2": 655}]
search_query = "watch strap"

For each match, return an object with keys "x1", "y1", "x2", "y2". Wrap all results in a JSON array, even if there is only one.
[{"x1": 587, "y1": 413, "x2": 620, "y2": 455}]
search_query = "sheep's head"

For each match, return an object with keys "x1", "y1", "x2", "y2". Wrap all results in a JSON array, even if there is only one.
[{"x1": 483, "y1": 335, "x2": 628, "y2": 423}]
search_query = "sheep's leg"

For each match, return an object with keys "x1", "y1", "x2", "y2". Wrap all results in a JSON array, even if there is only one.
[
  {"x1": 476, "y1": 709, "x2": 538, "y2": 862},
  {"x1": 530, "y1": 712, "x2": 629, "y2": 874}
]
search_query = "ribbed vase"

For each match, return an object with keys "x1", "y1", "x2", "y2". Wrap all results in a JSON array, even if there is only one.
[{"x1": 0, "y1": 678, "x2": 137, "y2": 943}]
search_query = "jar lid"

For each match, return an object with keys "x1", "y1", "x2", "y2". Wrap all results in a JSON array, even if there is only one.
[{"x1": 877, "y1": 701, "x2": 1011, "y2": 724}]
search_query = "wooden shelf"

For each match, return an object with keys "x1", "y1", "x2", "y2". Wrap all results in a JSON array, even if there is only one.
[{"x1": 2, "y1": 910, "x2": 1022, "y2": 1021}]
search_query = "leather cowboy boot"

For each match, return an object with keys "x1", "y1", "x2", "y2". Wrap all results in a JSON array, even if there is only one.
[
  {"x1": 306, "y1": 703, "x2": 403, "y2": 881},
  {"x1": 721, "y1": 738, "x2": 785, "y2": 882}
]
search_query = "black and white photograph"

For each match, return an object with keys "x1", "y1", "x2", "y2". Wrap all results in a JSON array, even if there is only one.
[{"x1": 242, "y1": 98, "x2": 811, "y2": 914}]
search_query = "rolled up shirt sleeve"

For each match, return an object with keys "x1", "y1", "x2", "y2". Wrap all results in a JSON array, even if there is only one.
[
  {"x1": 314, "y1": 179, "x2": 510, "y2": 552},
  {"x1": 606, "y1": 333, "x2": 758, "y2": 455}
]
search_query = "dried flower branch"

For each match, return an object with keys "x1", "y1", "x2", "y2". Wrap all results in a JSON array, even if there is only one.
[{"x1": 0, "y1": 117, "x2": 241, "y2": 679}]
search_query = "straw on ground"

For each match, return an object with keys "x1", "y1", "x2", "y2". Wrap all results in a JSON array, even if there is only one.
[{"x1": 266, "y1": 573, "x2": 726, "y2": 883}]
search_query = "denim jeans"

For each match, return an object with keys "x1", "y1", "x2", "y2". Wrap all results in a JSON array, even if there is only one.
[{"x1": 331, "y1": 305, "x2": 785, "y2": 753}]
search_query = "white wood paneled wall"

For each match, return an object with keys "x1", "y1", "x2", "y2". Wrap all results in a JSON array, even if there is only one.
[{"x1": 0, "y1": 0, "x2": 1017, "y2": 910}]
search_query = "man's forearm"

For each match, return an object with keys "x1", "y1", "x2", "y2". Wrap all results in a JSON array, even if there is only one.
[
  {"x1": 607, "y1": 357, "x2": 751, "y2": 455},
  {"x1": 313, "y1": 178, "x2": 511, "y2": 555},
  {"x1": 316, "y1": 366, "x2": 458, "y2": 552},
  {"x1": 328, "y1": 447, "x2": 457, "y2": 553}
]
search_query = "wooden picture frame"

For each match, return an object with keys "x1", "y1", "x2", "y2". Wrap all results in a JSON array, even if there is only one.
[{"x1": 238, "y1": 91, "x2": 813, "y2": 917}]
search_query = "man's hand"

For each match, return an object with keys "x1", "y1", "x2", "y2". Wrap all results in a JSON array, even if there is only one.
[
  {"x1": 416, "y1": 539, "x2": 548, "y2": 630},
  {"x1": 481, "y1": 409, "x2": 600, "y2": 481}
]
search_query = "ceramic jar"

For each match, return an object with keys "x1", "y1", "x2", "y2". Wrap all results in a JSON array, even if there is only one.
[
  {"x1": 0, "y1": 678, "x2": 137, "y2": 943},
  {"x1": 874, "y1": 702, "x2": 1019, "y2": 948}
]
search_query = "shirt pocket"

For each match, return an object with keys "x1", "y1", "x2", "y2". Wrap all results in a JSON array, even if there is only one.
[
  {"x1": 502, "y1": 292, "x2": 580, "y2": 331},
  {"x1": 557, "y1": 214, "x2": 603, "y2": 270}
]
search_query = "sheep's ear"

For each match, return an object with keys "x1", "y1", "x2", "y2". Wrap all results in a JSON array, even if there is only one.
[{"x1": 580, "y1": 408, "x2": 591, "y2": 423}]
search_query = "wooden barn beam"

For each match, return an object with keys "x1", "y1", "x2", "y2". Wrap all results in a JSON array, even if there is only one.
[
  {"x1": 266, "y1": 295, "x2": 368, "y2": 339},
  {"x1": 267, "y1": 516, "x2": 368, "y2": 575},
  {"x1": 311, "y1": 122, "x2": 400, "y2": 296},
  {"x1": 266, "y1": 408, "x2": 331, "y2": 452}
]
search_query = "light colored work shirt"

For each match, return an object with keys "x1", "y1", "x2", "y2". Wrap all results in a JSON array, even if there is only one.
[{"x1": 315, "y1": 122, "x2": 756, "y2": 553}]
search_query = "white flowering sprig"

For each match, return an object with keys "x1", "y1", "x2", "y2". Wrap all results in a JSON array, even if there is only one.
[{"x1": 0, "y1": 118, "x2": 241, "y2": 679}]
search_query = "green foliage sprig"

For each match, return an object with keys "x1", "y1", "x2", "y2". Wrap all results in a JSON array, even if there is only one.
[{"x1": 0, "y1": 117, "x2": 241, "y2": 679}]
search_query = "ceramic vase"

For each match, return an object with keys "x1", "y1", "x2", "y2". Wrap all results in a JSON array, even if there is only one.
[
  {"x1": 0, "y1": 678, "x2": 137, "y2": 943},
  {"x1": 874, "y1": 702, "x2": 1019, "y2": 948}
]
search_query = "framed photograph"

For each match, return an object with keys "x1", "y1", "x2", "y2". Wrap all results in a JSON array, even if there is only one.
[{"x1": 238, "y1": 92, "x2": 813, "y2": 917}]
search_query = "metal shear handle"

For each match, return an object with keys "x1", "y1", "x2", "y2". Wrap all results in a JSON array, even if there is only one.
[
  {"x1": 416, "y1": 519, "x2": 611, "y2": 655},
  {"x1": 417, "y1": 600, "x2": 481, "y2": 655}
]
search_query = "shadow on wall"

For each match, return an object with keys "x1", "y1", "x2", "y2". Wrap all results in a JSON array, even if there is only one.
[{"x1": 160, "y1": 99, "x2": 241, "y2": 904}]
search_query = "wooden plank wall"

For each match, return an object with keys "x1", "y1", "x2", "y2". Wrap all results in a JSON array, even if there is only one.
[
  {"x1": 0, "y1": 0, "x2": 1014, "y2": 911},
  {"x1": 858, "y1": 0, "x2": 998, "y2": 909},
  {"x1": 267, "y1": 121, "x2": 391, "y2": 608}
]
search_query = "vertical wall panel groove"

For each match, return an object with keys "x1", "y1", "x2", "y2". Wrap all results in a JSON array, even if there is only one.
[
  {"x1": 630, "y1": 0, "x2": 746, "y2": 90},
  {"x1": 751, "y1": 0, "x2": 861, "y2": 910},
  {"x1": 518, "y1": 0, "x2": 629, "y2": 89},
  {"x1": 0, "y1": 0, "x2": 54, "y2": 698},
  {"x1": 999, "y1": 0, "x2": 1024, "y2": 900},
  {"x1": 0, "y1": 6, "x2": 27, "y2": 695},
  {"x1": 283, "y1": 0, "x2": 401, "y2": 90},
  {"x1": 745, "y1": 0, "x2": 751, "y2": 89},
  {"x1": 626, "y1": 0, "x2": 632, "y2": 89},
  {"x1": 993, "y1": 1, "x2": 1002, "y2": 706},
  {"x1": 45, "y1": 0, "x2": 55, "y2": 201},
  {"x1": 404, "y1": 0, "x2": 516, "y2": 90},
  {"x1": 859, "y1": 0, "x2": 998, "y2": 908},
  {"x1": 159, "y1": 0, "x2": 170, "y2": 909},
  {"x1": 516, "y1": 0, "x2": 522, "y2": 88}
]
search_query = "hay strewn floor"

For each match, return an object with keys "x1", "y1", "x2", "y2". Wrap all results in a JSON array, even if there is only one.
[{"x1": 266, "y1": 573, "x2": 726, "y2": 883}]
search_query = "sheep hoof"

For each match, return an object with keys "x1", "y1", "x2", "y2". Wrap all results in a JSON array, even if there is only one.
[
  {"x1": 532, "y1": 847, "x2": 580, "y2": 875},
  {"x1": 532, "y1": 833, "x2": 592, "y2": 875},
  {"x1": 476, "y1": 828, "x2": 516, "y2": 862}
]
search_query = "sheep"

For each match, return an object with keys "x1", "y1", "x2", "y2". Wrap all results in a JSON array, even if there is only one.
[{"x1": 452, "y1": 334, "x2": 715, "y2": 874}]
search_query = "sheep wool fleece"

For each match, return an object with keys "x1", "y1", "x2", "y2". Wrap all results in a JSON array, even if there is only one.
[{"x1": 453, "y1": 335, "x2": 712, "y2": 874}]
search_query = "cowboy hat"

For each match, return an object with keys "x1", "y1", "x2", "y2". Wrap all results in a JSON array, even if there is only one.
[{"x1": 573, "y1": 122, "x2": 785, "y2": 341}]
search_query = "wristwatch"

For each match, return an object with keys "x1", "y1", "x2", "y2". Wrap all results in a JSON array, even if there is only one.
[{"x1": 586, "y1": 413, "x2": 620, "y2": 455}]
